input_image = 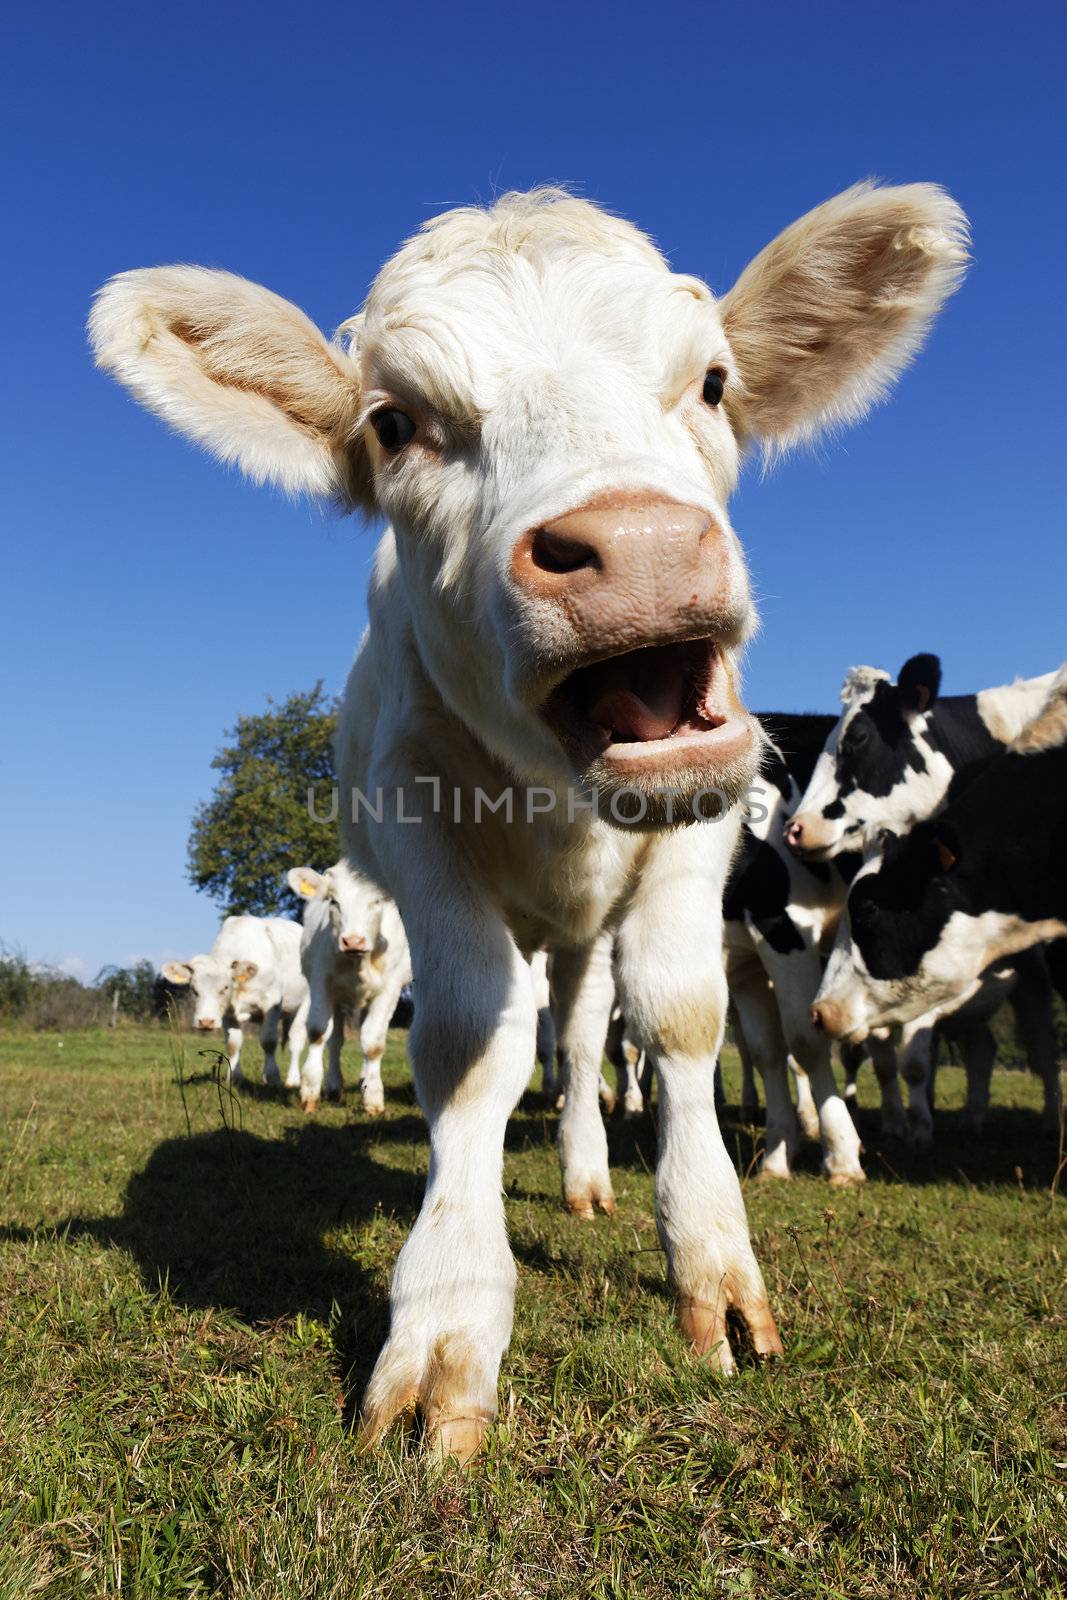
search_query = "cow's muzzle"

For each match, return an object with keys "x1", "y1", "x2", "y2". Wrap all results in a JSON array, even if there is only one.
[
  {"x1": 339, "y1": 934, "x2": 368, "y2": 953},
  {"x1": 785, "y1": 813, "x2": 839, "y2": 859},
  {"x1": 513, "y1": 495, "x2": 753, "y2": 775}
]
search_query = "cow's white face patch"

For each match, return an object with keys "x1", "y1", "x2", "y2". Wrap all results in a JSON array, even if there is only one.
[
  {"x1": 322, "y1": 863, "x2": 384, "y2": 952},
  {"x1": 182, "y1": 954, "x2": 233, "y2": 1029},
  {"x1": 789, "y1": 677, "x2": 952, "y2": 858}
]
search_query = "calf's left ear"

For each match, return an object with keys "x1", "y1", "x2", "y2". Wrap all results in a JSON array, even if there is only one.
[
  {"x1": 720, "y1": 182, "x2": 968, "y2": 456},
  {"x1": 89, "y1": 267, "x2": 370, "y2": 505}
]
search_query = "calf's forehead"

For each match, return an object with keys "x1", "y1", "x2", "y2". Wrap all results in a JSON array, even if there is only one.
[{"x1": 356, "y1": 201, "x2": 725, "y2": 419}]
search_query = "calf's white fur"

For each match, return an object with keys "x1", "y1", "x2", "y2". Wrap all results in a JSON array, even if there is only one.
[
  {"x1": 288, "y1": 861, "x2": 412, "y2": 1113},
  {"x1": 93, "y1": 183, "x2": 966, "y2": 1460},
  {"x1": 162, "y1": 914, "x2": 309, "y2": 1087}
]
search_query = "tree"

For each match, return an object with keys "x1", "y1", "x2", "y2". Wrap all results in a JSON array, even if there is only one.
[
  {"x1": 188, "y1": 684, "x2": 339, "y2": 918},
  {"x1": 95, "y1": 960, "x2": 168, "y2": 1021}
]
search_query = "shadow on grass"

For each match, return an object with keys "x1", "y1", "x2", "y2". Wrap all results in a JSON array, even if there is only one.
[{"x1": 1, "y1": 1118, "x2": 430, "y2": 1413}]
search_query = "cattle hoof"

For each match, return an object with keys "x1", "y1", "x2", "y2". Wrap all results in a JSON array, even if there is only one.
[
  {"x1": 428, "y1": 1413, "x2": 490, "y2": 1467},
  {"x1": 284, "y1": 1072, "x2": 301, "y2": 1090},
  {"x1": 362, "y1": 1102, "x2": 385, "y2": 1119},
  {"x1": 301, "y1": 1096, "x2": 319, "y2": 1115},
  {"x1": 679, "y1": 1293, "x2": 783, "y2": 1370},
  {"x1": 564, "y1": 1189, "x2": 616, "y2": 1219},
  {"x1": 599, "y1": 1091, "x2": 617, "y2": 1116},
  {"x1": 679, "y1": 1301, "x2": 733, "y2": 1373},
  {"x1": 756, "y1": 1164, "x2": 792, "y2": 1183},
  {"x1": 323, "y1": 1088, "x2": 344, "y2": 1105},
  {"x1": 826, "y1": 1169, "x2": 866, "y2": 1189}
]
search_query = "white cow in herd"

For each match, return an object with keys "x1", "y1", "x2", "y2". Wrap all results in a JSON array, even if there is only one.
[
  {"x1": 93, "y1": 181, "x2": 967, "y2": 1460},
  {"x1": 162, "y1": 914, "x2": 309, "y2": 1087},
  {"x1": 287, "y1": 861, "x2": 412, "y2": 1114}
]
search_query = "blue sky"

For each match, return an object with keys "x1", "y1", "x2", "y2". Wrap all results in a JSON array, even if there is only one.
[{"x1": 2, "y1": 0, "x2": 1064, "y2": 978}]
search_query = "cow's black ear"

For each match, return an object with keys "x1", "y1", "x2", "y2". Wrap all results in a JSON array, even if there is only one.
[{"x1": 898, "y1": 653, "x2": 942, "y2": 713}]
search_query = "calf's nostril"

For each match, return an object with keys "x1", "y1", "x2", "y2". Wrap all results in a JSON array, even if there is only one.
[{"x1": 529, "y1": 527, "x2": 600, "y2": 576}]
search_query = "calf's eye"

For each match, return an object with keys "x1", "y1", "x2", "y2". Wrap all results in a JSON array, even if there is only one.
[
  {"x1": 371, "y1": 409, "x2": 417, "y2": 453},
  {"x1": 702, "y1": 369, "x2": 725, "y2": 407}
]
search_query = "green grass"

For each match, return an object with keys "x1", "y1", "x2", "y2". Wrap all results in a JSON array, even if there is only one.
[{"x1": 0, "y1": 1026, "x2": 1064, "y2": 1598}]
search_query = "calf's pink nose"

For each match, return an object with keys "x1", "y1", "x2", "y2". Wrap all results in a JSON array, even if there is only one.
[
  {"x1": 510, "y1": 494, "x2": 731, "y2": 652},
  {"x1": 340, "y1": 934, "x2": 367, "y2": 952}
]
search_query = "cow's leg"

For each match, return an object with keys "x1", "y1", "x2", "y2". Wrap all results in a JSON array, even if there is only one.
[
  {"x1": 733, "y1": 1014, "x2": 760, "y2": 1123},
  {"x1": 223, "y1": 1017, "x2": 243, "y2": 1084},
  {"x1": 260, "y1": 1002, "x2": 283, "y2": 1087},
  {"x1": 606, "y1": 1007, "x2": 645, "y2": 1118},
  {"x1": 285, "y1": 996, "x2": 308, "y2": 1089},
  {"x1": 952, "y1": 1019, "x2": 996, "y2": 1136},
  {"x1": 553, "y1": 934, "x2": 618, "y2": 1218},
  {"x1": 616, "y1": 867, "x2": 781, "y2": 1370},
  {"x1": 361, "y1": 915, "x2": 535, "y2": 1464},
  {"x1": 864, "y1": 1033, "x2": 906, "y2": 1140},
  {"x1": 323, "y1": 1005, "x2": 346, "y2": 1103},
  {"x1": 728, "y1": 967, "x2": 799, "y2": 1179},
  {"x1": 1008, "y1": 955, "x2": 1063, "y2": 1136},
  {"x1": 757, "y1": 942, "x2": 865, "y2": 1186},
  {"x1": 530, "y1": 951, "x2": 560, "y2": 1103},
  {"x1": 839, "y1": 1040, "x2": 862, "y2": 1110},
  {"x1": 788, "y1": 1057, "x2": 822, "y2": 1142},
  {"x1": 897, "y1": 1017, "x2": 936, "y2": 1147},
  {"x1": 358, "y1": 966, "x2": 406, "y2": 1114},
  {"x1": 535, "y1": 1000, "x2": 559, "y2": 1102},
  {"x1": 300, "y1": 985, "x2": 334, "y2": 1113}
]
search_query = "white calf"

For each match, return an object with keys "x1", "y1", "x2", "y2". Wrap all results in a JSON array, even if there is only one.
[
  {"x1": 95, "y1": 180, "x2": 966, "y2": 1459},
  {"x1": 288, "y1": 862, "x2": 412, "y2": 1114},
  {"x1": 162, "y1": 914, "x2": 308, "y2": 1086}
]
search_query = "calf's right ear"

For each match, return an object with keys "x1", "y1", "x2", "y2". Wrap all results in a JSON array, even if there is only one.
[
  {"x1": 89, "y1": 267, "x2": 370, "y2": 505},
  {"x1": 161, "y1": 961, "x2": 193, "y2": 985},
  {"x1": 288, "y1": 867, "x2": 325, "y2": 899}
]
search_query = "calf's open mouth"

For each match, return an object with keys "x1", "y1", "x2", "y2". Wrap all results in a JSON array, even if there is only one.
[{"x1": 544, "y1": 638, "x2": 751, "y2": 771}]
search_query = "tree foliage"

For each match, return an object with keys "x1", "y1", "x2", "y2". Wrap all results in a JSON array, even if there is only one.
[{"x1": 187, "y1": 684, "x2": 339, "y2": 918}]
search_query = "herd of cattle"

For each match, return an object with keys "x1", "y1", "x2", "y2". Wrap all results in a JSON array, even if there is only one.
[
  {"x1": 92, "y1": 181, "x2": 1065, "y2": 1458},
  {"x1": 161, "y1": 652, "x2": 1067, "y2": 1190}
]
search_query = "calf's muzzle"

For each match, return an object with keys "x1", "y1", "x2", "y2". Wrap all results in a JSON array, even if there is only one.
[{"x1": 512, "y1": 495, "x2": 726, "y2": 651}]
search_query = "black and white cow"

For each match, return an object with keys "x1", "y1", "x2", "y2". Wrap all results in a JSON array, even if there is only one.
[
  {"x1": 789, "y1": 656, "x2": 1065, "y2": 1132},
  {"x1": 724, "y1": 713, "x2": 879, "y2": 1182},
  {"x1": 812, "y1": 669, "x2": 1067, "y2": 1090}
]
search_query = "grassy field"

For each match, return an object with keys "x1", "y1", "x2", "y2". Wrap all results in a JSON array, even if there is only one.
[{"x1": 0, "y1": 1026, "x2": 1063, "y2": 1599}]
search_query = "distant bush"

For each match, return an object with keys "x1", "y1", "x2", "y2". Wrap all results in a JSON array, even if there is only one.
[{"x1": 0, "y1": 948, "x2": 186, "y2": 1031}]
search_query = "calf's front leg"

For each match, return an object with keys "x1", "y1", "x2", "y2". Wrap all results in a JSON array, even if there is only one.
[
  {"x1": 616, "y1": 861, "x2": 782, "y2": 1371},
  {"x1": 553, "y1": 934, "x2": 617, "y2": 1217},
  {"x1": 360, "y1": 913, "x2": 535, "y2": 1463}
]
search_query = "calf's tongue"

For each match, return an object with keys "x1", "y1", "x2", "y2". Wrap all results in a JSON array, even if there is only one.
[{"x1": 586, "y1": 658, "x2": 688, "y2": 742}]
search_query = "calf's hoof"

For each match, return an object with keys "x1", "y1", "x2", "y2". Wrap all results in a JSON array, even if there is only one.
[
  {"x1": 362, "y1": 1101, "x2": 385, "y2": 1119},
  {"x1": 757, "y1": 1163, "x2": 792, "y2": 1183},
  {"x1": 300, "y1": 1094, "x2": 319, "y2": 1115},
  {"x1": 678, "y1": 1291, "x2": 783, "y2": 1374},
  {"x1": 323, "y1": 1087, "x2": 344, "y2": 1105},
  {"x1": 826, "y1": 1169, "x2": 866, "y2": 1189},
  {"x1": 361, "y1": 1333, "x2": 495, "y2": 1467},
  {"x1": 564, "y1": 1183, "x2": 616, "y2": 1219}
]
